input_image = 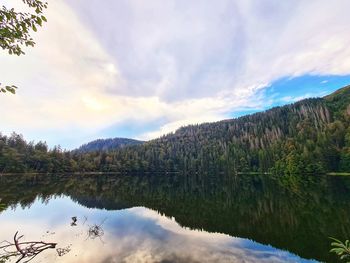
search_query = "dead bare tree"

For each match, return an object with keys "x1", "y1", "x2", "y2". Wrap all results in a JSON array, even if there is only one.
[{"x1": 0, "y1": 232, "x2": 56, "y2": 263}]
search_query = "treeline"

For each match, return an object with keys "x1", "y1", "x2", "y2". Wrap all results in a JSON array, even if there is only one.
[
  {"x1": 0, "y1": 85, "x2": 349, "y2": 174},
  {"x1": 0, "y1": 134, "x2": 76, "y2": 173}
]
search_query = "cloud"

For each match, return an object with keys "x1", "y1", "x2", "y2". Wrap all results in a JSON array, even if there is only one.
[
  {"x1": 66, "y1": 0, "x2": 350, "y2": 98},
  {"x1": 1, "y1": 0, "x2": 350, "y2": 148}
]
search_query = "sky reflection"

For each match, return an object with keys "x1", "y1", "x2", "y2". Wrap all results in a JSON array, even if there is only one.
[{"x1": 0, "y1": 196, "x2": 316, "y2": 263}]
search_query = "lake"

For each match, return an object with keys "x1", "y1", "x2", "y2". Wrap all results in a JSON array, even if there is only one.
[{"x1": 0, "y1": 173, "x2": 349, "y2": 262}]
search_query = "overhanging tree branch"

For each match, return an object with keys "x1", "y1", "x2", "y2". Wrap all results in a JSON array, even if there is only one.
[{"x1": 0, "y1": 0, "x2": 48, "y2": 94}]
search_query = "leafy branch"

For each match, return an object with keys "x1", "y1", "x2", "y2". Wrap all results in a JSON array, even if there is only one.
[
  {"x1": 330, "y1": 237, "x2": 350, "y2": 262},
  {"x1": 0, "y1": 84, "x2": 17, "y2": 94},
  {"x1": 0, "y1": 0, "x2": 48, "y2": 94}
]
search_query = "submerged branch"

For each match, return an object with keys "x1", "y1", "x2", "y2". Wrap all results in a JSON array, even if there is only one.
[{"x1": 0, "y1": 232, "x2": 56, "y2": 263}]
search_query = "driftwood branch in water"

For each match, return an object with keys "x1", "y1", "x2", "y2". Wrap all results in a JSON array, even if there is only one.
[{"x1": 0, "y1": 231, "x2": 57, "y2": 263}]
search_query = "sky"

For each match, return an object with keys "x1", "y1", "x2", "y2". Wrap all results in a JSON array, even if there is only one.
[{"x1": 1, "y1": 0, "x2": 350, "y2": 149}]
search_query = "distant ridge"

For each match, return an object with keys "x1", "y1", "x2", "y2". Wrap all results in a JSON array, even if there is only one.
[{"x1": 75, "y1": 138, "x2": 144, "y2": 153}]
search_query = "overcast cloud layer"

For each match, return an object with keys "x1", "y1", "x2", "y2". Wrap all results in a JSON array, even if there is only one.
[{"x1": 1, "y1": 0, "x2": 350, "y2": 148}]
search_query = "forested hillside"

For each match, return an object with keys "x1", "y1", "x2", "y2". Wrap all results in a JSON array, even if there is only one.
[
  {"x1": 0, "y1": 85, "x2": 349, "y2": 174},
  {"x1": 75, "y1": 138, "x2": 144, "y2": 153}
]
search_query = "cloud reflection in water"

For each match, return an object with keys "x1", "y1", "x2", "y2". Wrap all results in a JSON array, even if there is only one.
[{"x1": 0, "y1": 196, "x2": 316, "y2": 263}]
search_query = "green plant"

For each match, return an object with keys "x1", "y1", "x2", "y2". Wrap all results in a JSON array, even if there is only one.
[{"x1": 330, "y1": 237, "x2": 350, "y2": 262}]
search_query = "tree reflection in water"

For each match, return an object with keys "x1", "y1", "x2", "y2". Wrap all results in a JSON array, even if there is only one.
[{"x1": 0, "y1": 172, "x2": 349, "y2": 262}]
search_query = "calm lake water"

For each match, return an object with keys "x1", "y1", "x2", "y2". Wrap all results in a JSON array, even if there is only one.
[{"x1": 0, "y1": 173, "x2": 349, "y2": 263}]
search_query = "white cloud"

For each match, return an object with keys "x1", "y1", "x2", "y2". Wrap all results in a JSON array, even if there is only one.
[{"x1": 1, "y1": 0, "x2": 350, "y2": 148}]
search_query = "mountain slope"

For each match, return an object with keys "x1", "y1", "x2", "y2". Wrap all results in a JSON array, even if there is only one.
[
  {"x1": 78, "y1": 85, "x2": 350, "y2": 173},
  {"x1": 75, "y1": 138, "x2": 144, "y2": 153},
  {"x1": 0, "y1": 85, "x2": 349, "y2": 174}
]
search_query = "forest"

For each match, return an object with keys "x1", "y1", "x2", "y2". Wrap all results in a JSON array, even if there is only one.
[{"x1": 0, "y1": 85, "x2": 349, "y2": 174}]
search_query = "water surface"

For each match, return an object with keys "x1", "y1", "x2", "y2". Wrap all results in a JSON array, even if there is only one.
[{"x1": 0, "y1": 173, "x2": 349, "y2": 262}]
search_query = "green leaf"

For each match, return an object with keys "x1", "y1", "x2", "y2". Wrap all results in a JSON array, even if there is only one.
[
  {"x1": 330, "y1": 248, "x2": 343, "y2": 253},
  {"x1": 330, "y1": 237, "x2": 343, "y2": 243},
  {"x1": 37, "y1": 18, "x2": 42, "y2": 26},
  {"x1": 331, "y1": 242, "x2": 347, "y2": 248}
]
